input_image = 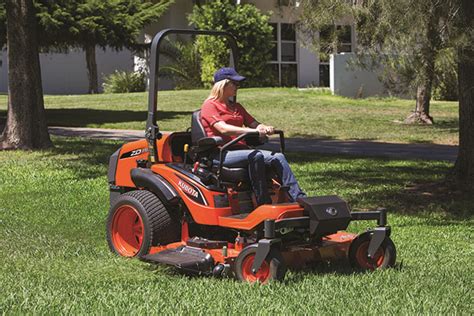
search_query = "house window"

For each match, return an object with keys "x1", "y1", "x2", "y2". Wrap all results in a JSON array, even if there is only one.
[
  {"x1": 319, "y1": 25, "x2": 352, "y2": 87},
  {"x1": 276, "y1": 0, "x2": 300, "y2": 6},
  {"x1": 268, "y1": 23, "x2": 298, "y2": 87}
]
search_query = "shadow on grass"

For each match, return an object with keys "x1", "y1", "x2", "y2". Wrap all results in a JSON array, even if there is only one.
[
  {"x1": 287, "y1": 152, "x2": 472, "y2": 220},
  {"x1": 430, "y1": 118, "x2": 459, "y2": 131},
  {"x1": 44, "y1": 137, "x2": 122, "y2": 180},
  {"x1": 143, "y1": 259, "x2": 404, "y2": 283},
  {"x1": 0, "y1": 108, "x2": 193, "y2": 127}
]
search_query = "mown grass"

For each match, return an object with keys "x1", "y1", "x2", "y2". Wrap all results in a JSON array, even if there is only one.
[
  {"x1": 0, "y1": 88, "x2": 459, "y2": 144},
  {"x1": 1, "y1": 138, "x2": 472, "y2": 314}
]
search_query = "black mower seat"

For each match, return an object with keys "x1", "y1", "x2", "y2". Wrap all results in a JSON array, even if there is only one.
[
  {"x1": 216, "y1": 165, "x2": 249, "y2": 183},
  {"x1": 191, "y1": 110, "x2": 249, "y2": 183}
]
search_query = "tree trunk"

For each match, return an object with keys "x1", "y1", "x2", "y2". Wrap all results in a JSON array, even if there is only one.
[
  {"x1": 405, "y1": 53, "x2": 435, "y2": 124},
  {"x1": 405, "y1": 85, "x2": 434, "y2": 125},
  {"x1": 0, "y1": 0, "x2": 52, "y2": 150},
  {"x1": 453, "y1": 0, "x2": 474, "y2": 193},
  {"x1": 85, "y1": 43, "x2": 99, "y2": 94},
  {"x1": 405, "y1": 9, "x2": 438, "y2": 125}
]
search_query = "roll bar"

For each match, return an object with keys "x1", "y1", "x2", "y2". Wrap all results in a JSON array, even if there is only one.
[{"x1": 145, "y1": 29, "x2": 239, "y2": 164}]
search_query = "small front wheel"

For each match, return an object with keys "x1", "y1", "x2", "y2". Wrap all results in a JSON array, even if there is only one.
[
  {"x1": 234, "y1": 244, "x2": 287, "y2": 283},
  {"x1": 348, "y1": 232, "x2": 396, "y2": 270}
]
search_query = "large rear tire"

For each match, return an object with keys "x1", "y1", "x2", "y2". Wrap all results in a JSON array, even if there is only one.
[
  {"x1": 234, "y1": 244, "x2": 287, "y2": 283},
  {"x1": 106, "y1": 190, "x2": 180, "y2": 257},
  {"x1": 348, "y1": 232, "x2": 396, "y2": 270}
]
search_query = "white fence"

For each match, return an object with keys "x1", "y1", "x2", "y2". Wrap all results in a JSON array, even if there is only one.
[{"x1": 330, "y1": 53, "x2": 388, "y2": 98}]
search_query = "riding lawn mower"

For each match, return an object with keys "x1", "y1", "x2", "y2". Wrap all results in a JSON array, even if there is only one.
[{"x1": 105, "y1": 29, "x2": 396, "y2": 283}]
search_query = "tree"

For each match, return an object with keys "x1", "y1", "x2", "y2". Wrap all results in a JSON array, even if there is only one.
[
  {"x1": 299, "y1": 0, "x2": 459, "y2": 124},
  {"x1": 0, "y1": 0, "x2": 52, "y2": 150},
  {"x1": 188, "y1": 0, "x2": 273, "y2": 87},
  {"x1": 452, "y1": 0, "x2": 474, "y2": 192},
  {"x1": 35, "y1": 0, "x2": 173, "y2": 93}
]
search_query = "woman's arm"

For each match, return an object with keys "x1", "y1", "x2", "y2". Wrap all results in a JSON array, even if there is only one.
[
  {"x1": 240, "y1": 104, "x2": 275, "y2": 135},
  {"x1": 213, "y1": 121, "x2": 266, "y2": 137}
]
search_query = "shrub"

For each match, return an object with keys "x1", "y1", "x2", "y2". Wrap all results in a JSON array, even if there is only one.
[
  {"x1": 159, "y1": 39, "x2": 203, "y2": 90},
  {"x1": 188, "y1": 0, "x2": 273, "y2": 87},
  {"x1": 102, "y1": 70, "x2": 146, "y2": 93}
]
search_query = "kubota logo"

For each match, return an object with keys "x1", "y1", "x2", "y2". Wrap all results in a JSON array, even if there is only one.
[
  {"x1": 325, "y1": 207, "x2": 338, "y2": 216},
  {"x1": 178, "y1": 180, "x2": 198, "y2": 198}
]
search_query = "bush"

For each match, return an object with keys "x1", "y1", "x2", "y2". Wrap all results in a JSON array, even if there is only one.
[
  {"x1": 188, "y1": 0, "x2": 273, "y2": 87},
  {"x1": 159, "y1": 39, "x2": 203, "y2": 90},
  {"x1": 102, "y1": 70, "x2": 146, "y2": 93}
]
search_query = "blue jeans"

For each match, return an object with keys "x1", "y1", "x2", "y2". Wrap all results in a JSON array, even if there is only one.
[{"x1": 216, "y1": 149, "x2": 306, "y2": 205}]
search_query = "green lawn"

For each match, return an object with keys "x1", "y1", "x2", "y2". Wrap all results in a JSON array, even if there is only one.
[
  {"x1": 1, "y1": 138, "x2": 472, "y2": 314},
  {"x1": 0, "y1": 88, "x2": 459, "y2": 144}
]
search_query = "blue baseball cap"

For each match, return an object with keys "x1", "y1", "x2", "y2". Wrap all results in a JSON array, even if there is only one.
[{"x1": 213, "y1": 67, "x2": 246, "y2": 83}]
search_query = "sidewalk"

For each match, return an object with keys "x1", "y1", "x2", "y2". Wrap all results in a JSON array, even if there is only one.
[{"x1": 48, "y1": 126, "x2": 458, "y2": 162}]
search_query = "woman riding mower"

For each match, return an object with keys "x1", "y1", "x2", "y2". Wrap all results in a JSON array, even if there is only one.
[{"x1": 200, "y1": 67, "x2": 306, "y2": 206}]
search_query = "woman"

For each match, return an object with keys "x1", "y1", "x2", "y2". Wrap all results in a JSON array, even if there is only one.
[{"x1": 200, "y1": 67, "x2": 306, "y2": 205}]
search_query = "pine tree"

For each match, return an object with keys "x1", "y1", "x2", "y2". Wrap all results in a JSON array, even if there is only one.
[{"x1": 299, "y1": 0, "x2": 459, "y2": 124}]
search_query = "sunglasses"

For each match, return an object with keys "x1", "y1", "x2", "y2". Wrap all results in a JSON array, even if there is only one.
[{"x1": 228, "y1": 80, "x2": 240, "y2": 87}]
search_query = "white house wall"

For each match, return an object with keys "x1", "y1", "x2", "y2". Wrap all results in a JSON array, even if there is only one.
[
  {"x1": 297, "y1": 31, "x2": 319, "y2": 87},
  {"x1": 143, "y1": 0, "x2": 193, "y2": 36},
  {"x1": 0, "y1": 48, "x2": 133, "y2": 95}
]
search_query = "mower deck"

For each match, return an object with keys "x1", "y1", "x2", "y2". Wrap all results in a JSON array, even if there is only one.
[{"x1": 142, "y1": 246, "x2": 214, "y2": 274}]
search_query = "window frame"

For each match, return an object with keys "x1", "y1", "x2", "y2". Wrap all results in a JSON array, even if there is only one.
[{"x1": 268, "y1": 22, "x2": 298, "y2": 86}]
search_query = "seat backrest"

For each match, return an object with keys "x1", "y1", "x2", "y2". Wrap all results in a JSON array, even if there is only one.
[{"x1": 191, "y1": 110, "x2": 206, "y2": 145}]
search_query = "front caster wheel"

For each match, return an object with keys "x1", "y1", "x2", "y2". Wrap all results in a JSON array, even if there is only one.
[
  {"x1": 234, "y1": 244, "x2": 287, "y2": 283},
  {"x1": 348, "y1": 232, "x2": 396, "y2": 270}
]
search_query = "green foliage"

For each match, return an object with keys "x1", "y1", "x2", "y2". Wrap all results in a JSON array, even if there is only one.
[
  {"x1": 159, "y1": 39, "x2": 203, "y2": 90},
  {"x1": 433, "y1": 48, "x2": 458, "y2": 101},
  {"x1": 34, "y1": 0, "x2": 174, "y2": 50},
  {"x1": 299, "y1": 0, "x2": 352, "y2": 56},
  {"x1": 102, "y1": 70, "x2": 146, "y2": 93},
  {"x1": 188, "y1": 0, "x2": 273, "y2": 87}
]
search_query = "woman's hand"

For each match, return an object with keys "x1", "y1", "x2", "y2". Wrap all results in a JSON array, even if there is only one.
[{"x1": 257, "y1": 124, "x2": 275, "y2": 135}]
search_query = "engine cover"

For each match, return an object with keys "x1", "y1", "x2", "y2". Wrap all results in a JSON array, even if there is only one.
[{"x1": 297, "y1": 195, "x2": 351, "y2": 237}]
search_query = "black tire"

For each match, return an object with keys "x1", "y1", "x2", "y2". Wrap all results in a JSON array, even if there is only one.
[
  {"x1": 234, "y1": 244, "x2": 287, "y2": 283},
  {"x1": 348, "y1": 232, "x2": 396, "y2": 270},
  {"x1": 106, "y1": 190, "x2": 180, "y2": 257}
]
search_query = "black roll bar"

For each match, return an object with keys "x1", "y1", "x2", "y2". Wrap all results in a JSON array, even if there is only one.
[
  {"x1": 145, "y1": 29, "x2": 239, "y2": 164},
  {"x1": 274, "y1": 130, "x2": 285, "y2": 154}
]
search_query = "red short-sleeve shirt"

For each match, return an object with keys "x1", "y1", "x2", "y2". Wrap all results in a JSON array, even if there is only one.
[{"x1": 200, "y1": 98, "x2": 256, "y2": 145}]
